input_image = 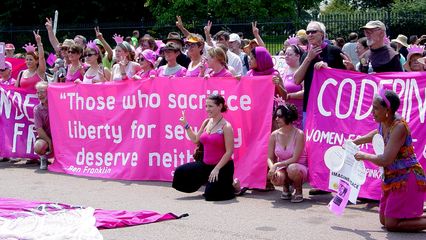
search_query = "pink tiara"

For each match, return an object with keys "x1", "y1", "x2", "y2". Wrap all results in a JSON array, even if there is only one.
[
  {"x1": 407, "y1": 44, "x2": 425, "y2": 54},
  {"x1": 87, "y1": 40, "x2": 99, "y2": 53},
  {"x1": 287, "y1": 34, "x2": 298, "y2": 45},
  {"x1": 112, "y1": 33, "x2": 124, "y2": 45},
  {"x1": 22, "y1": 43, "x2": 37, "y2": 53},
  {"x1": 383, "y1": 36, "x2": 390, "y2": 46}
]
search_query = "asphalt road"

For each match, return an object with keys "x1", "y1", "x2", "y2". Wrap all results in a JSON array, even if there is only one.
[{"x1": 1, "y1": 161, "x2": 425, "y2": 239}]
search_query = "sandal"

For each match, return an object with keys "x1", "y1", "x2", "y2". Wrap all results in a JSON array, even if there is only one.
[
  {"x1": 291, "y1": 194, "x2": 304, "y2": 203},
  {"x1": 280, "y1": 192, "x2": 292, "y2": 200},
  {"x1": 235, "y1": 187, "x2": 249, "y2": 196}
]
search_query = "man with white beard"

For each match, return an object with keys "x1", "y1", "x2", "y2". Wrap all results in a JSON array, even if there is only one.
[{"x1": 360, "y1": 20, "x2": 402, "y2": 73}]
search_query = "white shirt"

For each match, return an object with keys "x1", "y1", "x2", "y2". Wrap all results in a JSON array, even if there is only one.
[{"x1": 226, "y1": 50, "x2": 243, "y2": 77}]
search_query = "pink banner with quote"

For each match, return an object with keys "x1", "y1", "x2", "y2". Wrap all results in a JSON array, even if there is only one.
[
  {"x1": 306, "y1": 68, "x2": 426, "y2": 200},
  {"x1": 0, "y1": 85, "x2": 38, "y2": 159},
  {"x1": 47, "y1": 77, "x2": 274, "y2": 189}
]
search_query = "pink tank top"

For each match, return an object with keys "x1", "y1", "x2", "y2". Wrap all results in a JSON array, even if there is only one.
[
  {"x1": 274, "y1": 130, "x2": 307, "y2": 166},
  {"x1": 283, "y1": 72, "x2": 303, "y2": 129},
  {"x1": 66, "y1": 65, "x2": 84, "y2": 82},
  {"x1": 199, "y1": 129, "x2": 226, "y2": 165},
  {"x1": 19, "y1": 71, "x2": 43, "y2": 90}
]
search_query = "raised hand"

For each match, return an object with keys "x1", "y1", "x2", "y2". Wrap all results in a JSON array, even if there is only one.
[
  {"x1": 204, "y1": 20, "x2": 212, "y2": 35},
  {"x1": 176, "y1": 16, "x2": 184, "y2": 29},
  {"x1": 179, "y1": 110, "x2": 187, "y2": 126},
  {"x1": 45, "y1": 18, "x2": 53, "y2": 31},
  {"x1": 33, "y1": 30, "x2": 42, "y2": 44},
  {"x1": 340, "y1": 53, "x2": 355, "y2": 71},
  {"x1": 94, "y1": 26, "x2": 104, "y2": 40},
  {"x1": 252, "y1": 21, "x2": 259, "y2": 36}
]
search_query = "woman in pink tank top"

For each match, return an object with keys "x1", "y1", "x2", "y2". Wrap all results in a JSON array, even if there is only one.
[
  {"x1": 201, "y1": 47, "x2": 233, "y2": 78},
  {"x1": 172, "y1": 94, "x2": 236, "y2": 201},
  {"x1": 267, "y1": 103, "x2": 308, "y2": 203},
  {"x1": 65, "y1": 44, "x2": 85, "y2": 83},
  {"x1": 15, "y1": 31, "x2": 46, "y2": 90}
]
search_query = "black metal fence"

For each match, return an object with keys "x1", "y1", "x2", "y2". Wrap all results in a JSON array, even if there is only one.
[{"x1": 1, "y1": 11, "x2": 426, "y2": 55}]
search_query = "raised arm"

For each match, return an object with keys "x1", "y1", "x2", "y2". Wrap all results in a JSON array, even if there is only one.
[
  {"x1": 45, "y1": 18, "x2": 60, "y2": 53},
  {"x1": 252, "y1": 21, "x2": 265, "y2": 47},
  {"x1": 175, "y1": 16, "x2": 191, "y2": 38},
  {"x1": 180, "y1": 110, "x2": 208, "y2": 144},
  {"x1": 34, "y1": 30, "x2": 46, "y2": 76},
  {"x1": 204, "y1": 20, "x2": 214, "y2": 47},
  {"x1": 95, "y1": 27, "x2": 113, "y2": 62}
]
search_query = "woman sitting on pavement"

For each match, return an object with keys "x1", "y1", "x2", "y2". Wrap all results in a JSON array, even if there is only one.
[
  {"x1": 173, "y1": 94, "x2": 235, "y2": 201},
  {"x1": 267, "y1": 102, "x2": 308, "y2": 203}
]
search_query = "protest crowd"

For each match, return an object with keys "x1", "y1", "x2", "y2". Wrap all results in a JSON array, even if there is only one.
[{"x1": 2, "y1": 15, "x2": 426, "y2": 232}]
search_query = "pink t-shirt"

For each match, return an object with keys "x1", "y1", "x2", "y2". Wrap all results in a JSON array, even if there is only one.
[
  {"x1": 206, "y1": 67, "x2": 233, "y2": 77},
  {"x1": 135, "y1": 69, "x2": 157, "y2": 79},
  {"x1": 185, "y1": 62, "x2": 202, "y2": 77},
  {"x1": 157, "y1": 65, "x2": 187, "y2": 77},
  {"x1": 0, "y1": 77, "x2": 16, "y2": 86},
  {"x1": 199, "y1": 130, "x2": 226, "y2": 165}
]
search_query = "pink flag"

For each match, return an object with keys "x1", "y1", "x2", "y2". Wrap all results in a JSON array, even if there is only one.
[{"x1": 46, "y1": 53, "x2": 57, "y2": 67}]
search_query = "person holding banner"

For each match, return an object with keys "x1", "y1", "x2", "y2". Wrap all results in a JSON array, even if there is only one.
[
  {"x1": 353, "y1": 89, "x2": 426, "y2": 232},
  {"x1": 201, "y1": 47, "x2": 233, "y2": 78},
  {"x1": 79, "y1": 41, "x2": 111, "y2": 84},
  {"x1": 65, "y1": 44, "x2": 85, "y2": 83},
  {"x1": 111, "y1": 41, "x2": 140, "y2": 81},
  {"x1": 133, "y1": 49, "x2": 157, "y2": 79},
  {"x1": 267, "y1": 102, "x2": 308, "y2": 203},
  {"x1": 173, "y1": 94, "x2": 235, "y2": 201},
  {"x1": 157, "y1": 42, "x2": 187, "y2": 77},
  {"x1": 0, "y1": 61, "x2": 16, "y2": 85},
  {"x1": 273, "y1": 45, "x2": 304, "y2": 129},
  {"x1": 34, "y1": 81, "x2": 52, "y2": 170},
  {"x1": 184, "y1": 34, "x2": 206, "y2": 77},
  {"x1": 15, "y1": 30, "x2": 46, "y2": 90}
]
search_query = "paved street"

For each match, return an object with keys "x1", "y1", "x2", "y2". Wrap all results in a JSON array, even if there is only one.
[{"x1": 1, "y1": 161, "x2": 424, "y2": 239}]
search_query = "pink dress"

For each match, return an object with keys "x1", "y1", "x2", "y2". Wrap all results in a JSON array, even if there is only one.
[
  {"x1": 199, "y1": 128, "x2": 226, "y2": 166},
  {"x1": 19, "y1": 72, "x2": 43, "y2": 90},
  {"x1": 283, "y1": 72, "x2": 303, "y2": 129}
]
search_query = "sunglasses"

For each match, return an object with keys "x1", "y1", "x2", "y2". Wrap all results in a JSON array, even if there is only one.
[
  {"x1": 306, "y1": 30, "x2": 319, "y2": 35},
  {"x1": 61, "y1": 47, "x2": 69, "y2": 51},
  {"x1": 138, "y1": 57, "x2": 145, "y2": 62},
  {"x1": 84, "y1": 53, "x2": 96, "y2": 57},
  {"x1": 0, "y1": 69, "x2": 7, "y2": 72},
  {"x1": 186, "y1": 43, "x2": 199, "y2": 48},
  {"x1": 68, "y1": 50, "x2": 78, "y2": 54}
]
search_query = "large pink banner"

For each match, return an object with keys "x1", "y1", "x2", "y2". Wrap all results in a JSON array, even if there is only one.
[
  {"x1": 306, "y1": 68, "x2": 426, "y2": 200},
  {"x1": 48, "y1": 77, "x2": 274, "y2": 189},
  {"x1": 0, "y1": 85, "x2": 38, "y2": 159}
]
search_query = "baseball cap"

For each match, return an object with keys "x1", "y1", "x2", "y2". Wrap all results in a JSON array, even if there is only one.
[
  {"x1": 5, "y1": 43, "x2": 15, "y2": 50},
  {"x1": 360, "y1": 20, "x2": 386, "y2": 31},
  {"x1": 229, "y1": 33, "x2": 241, "y2": 44}
]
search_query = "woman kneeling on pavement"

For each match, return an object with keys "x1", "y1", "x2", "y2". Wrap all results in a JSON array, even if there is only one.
[
  {"x1": 172, "y1": 94, "x2": 235, "y2": 201},
  {"x1": 267, "y1": 102, "x2": 308, "y2": 203}
]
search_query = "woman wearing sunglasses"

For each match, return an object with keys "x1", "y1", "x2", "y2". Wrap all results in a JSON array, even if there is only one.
[
  {"x1": 184, "y1": 34, "x2": 206, "y2": 77},
  {"x1": 133, "y1": 49, "x2": 158, "y2": 79},
  {"x1": 64, "y1": 44, "x2": 85, "y2": 83},
  {"x1": 78, "y1": 41, "x2": 111, "y2": 84}
]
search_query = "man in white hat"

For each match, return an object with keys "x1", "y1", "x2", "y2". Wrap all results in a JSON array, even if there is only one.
[
  {"x1": 229, "y1": 33, "x2": 249, "y2": 75},
  {"x1": 359, "y1": 20, "x2": 403, "y2": 73},
  {"x1": 391, "y1": 34, "x2": 409, "y2": 59}
]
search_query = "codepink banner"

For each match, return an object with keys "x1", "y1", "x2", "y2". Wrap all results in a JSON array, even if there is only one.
[
  {"x1": 48, "y1": 77, "x2": 274, "y2": 189},
  {"x1": 306, "y1": 68, "x2": 426, "y2": 200},
  {"x1": 0, "y1": 85, "x2": 38, "y2": 159}
]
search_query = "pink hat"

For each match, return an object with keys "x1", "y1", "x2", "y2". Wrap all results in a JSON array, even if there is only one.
[
  {"x1": 5, "y1": 43, "x2": 15, "y2": 50},
  {"x1": 140, "y1": 49, "x2": 157, "y2": 67},
  {"x1": 1, "y1": 61, "x2": 12, "y2": 71}
]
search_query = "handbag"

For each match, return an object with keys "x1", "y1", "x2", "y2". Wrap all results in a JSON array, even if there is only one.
[{"x1": 193, "y1": 143, "x2": 204, "y2": 162}]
